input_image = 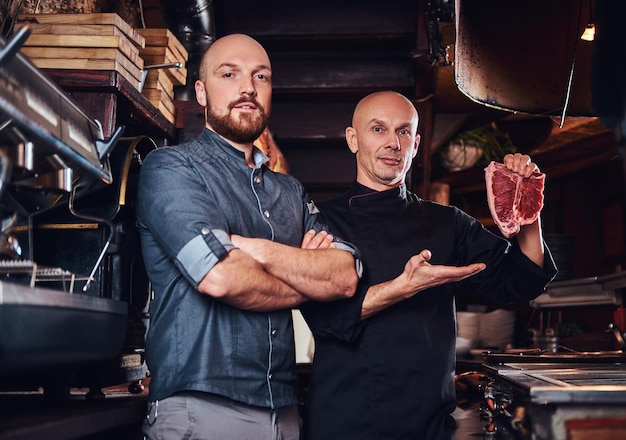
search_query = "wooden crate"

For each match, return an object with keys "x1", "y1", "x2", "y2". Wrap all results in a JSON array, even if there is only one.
[
  {"x1": 17, "y1": 13, "x2": 145, "y2": 47},
  {"x1": 136, "y1": 28, "x2": 188, "y2": 86},
  {"x1": 136, "y1": 28, "x2": 189, "y2": 123},
  {"x1": 16, "y1": 13, "x2": 144, "y2": 89},
  {"x1": 136, "y1": 28, "x2": 187, "y2": 63}
]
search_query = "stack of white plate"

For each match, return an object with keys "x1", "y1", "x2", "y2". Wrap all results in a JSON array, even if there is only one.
[
  {"x1": 478, "y1": 309, "x2": 515, "y2": 350},
  {"x1": 456, "y1": 312, "x2": 480, "y2": 354},
  {"x1": 457, "y1": 312, "x2": 480, "y2": 341}
]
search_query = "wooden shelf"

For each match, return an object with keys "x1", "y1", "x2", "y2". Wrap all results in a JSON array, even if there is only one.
[{"x1": 43, "y1": 69, "x2": 176, "y2": 142}]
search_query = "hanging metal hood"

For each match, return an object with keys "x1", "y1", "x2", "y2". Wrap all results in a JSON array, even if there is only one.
[{"x1": 455, "y1": 0, "x2": 594, "y2": 117}]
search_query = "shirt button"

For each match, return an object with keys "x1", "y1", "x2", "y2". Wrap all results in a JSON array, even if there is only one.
[
  {"x1": 269, "y1": 374, "x2": 273, "y2": 380},
  {"x1": 271, "y1": 329, "x2": 277, "y2": 336},
  {"x1": 254, "y1": 175, "x2": 261, "y2": 184},
  {"x1": 201, "y1": 226, "x2": 211, "y2": 235},
  {"x1": 263, "y1": 210, "x2": 270, "y2": 218}
]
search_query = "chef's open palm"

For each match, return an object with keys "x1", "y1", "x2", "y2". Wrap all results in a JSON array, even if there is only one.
[
  {"x1": 399, "y1": 249, "x2": 486, "y2": 298},
  {"x1": 360, "y1": 249, "x2": 486, "y2": 319}
]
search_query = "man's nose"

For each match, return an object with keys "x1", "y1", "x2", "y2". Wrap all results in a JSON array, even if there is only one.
[
  {"x1": 240, "y1": 77, "x2": 256, "y2": 95},
  {"x1": 386, "y1": 134, "x2": 401, "y2": 150}
]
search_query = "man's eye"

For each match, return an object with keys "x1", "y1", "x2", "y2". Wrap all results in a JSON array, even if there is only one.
[
  {"x1": 223, "y1": 72, "x2": 234, "y2": 78},
  {"x1": 399, "y1": 129, "x2": 410, "y2": 136},
  {"x1": 373, "y1": 127, "x2": 383, "y2": 133}
]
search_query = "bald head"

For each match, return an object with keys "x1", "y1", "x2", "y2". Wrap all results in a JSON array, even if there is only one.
[
  {"x1": 346, "y1": 91, "x2": 421, "y2": 191},
  {"x1": 352, "y1": 91, "x2": 419, "y2": 130},
  {"x1": 199, "y1": 34, "x2": 271, "y2": 82},
  {"x1": 194, "y1": 33, "x2": 273, "y2": 152}
]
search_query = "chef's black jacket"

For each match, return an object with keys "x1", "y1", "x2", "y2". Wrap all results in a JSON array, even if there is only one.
[{"x1": 300, "y1": 182, "x2": 557, "y2": 440}]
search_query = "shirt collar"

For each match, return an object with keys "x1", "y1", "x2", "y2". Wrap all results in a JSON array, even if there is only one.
[
  {"x1": 199, "y1": 128, "x2": 270, "y2": 169},
  {"x1": 348, "y1": 181, "x2": 408, "y2": 205}
]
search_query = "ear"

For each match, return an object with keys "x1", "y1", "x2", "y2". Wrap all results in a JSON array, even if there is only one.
[
  {"x1": 195, "y1": 80, "x2": 207, "y2": 107},
  {"x1": 345, "y1": 127, "x2": 358, "y2": 154},
  {"x1": 411, "y1": 133, "x2": 421, "y2": 159}
]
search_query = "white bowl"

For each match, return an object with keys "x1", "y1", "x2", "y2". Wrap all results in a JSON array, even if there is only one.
[{"x1": 441, "y1": 140, "x2": 483, "y2": 171}]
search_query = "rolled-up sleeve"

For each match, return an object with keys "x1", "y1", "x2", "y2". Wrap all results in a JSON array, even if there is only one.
[
  {"x1": 136, "y1": 146, "x2": 234, "y2": 288},
  {"x1": 177, "y1": 229, "x2": 235, "y2": 285}
]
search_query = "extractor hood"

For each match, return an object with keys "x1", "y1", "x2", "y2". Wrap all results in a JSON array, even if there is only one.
[{"x1": 531, "y1": 270, "x2": 626, "y2": 308}]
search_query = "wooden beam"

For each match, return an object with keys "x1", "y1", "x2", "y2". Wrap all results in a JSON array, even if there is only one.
[
  {"x1": 214, "y1": 1, "x2": 417, "y2": 43},
  {"x1": 271, "y1": 57, "x2": 415, "y2": 94}
]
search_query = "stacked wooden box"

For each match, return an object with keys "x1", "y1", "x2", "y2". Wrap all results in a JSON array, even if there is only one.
[
  {"x1": 136, "y1": 28, "x2": 189, "y2": 124},
  {"x1": 16, "y1": 13, "x2": 146, "y2": 90},
  {"x1": 14, "y1": 14, "x2": 189, "y2": 124}
]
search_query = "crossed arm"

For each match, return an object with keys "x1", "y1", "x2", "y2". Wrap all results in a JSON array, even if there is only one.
[{"x1": 197, "y1": 230, "x2": 359, "y2": 312}]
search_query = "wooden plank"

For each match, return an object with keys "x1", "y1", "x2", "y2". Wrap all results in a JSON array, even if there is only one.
[
  {"x1": 17, "y1": 13, "x2": 145, "y2": 48},
  {"x1": 136, "y1": 28, "x2": 188, "y2": 60},
  {"x1": 140, "y1": 46, "x2": 175, "y2": 58},
  {"x1": 270, "y1": 58, "x2": 415, "y2": 92},
  {"x1": 141, "y1": 51, "x2": 187, "y2": 86},
  {"x1": 145, "y1": 96, "x2": 175, "y2": 124},
  {"x1": 140, "y1": 35, "x2": 189, "y2": 64},
  {"x1": 216, "y1": 3, "x2": 417, "y2": 39},
  {"x1": 29, "y1": 54, "x2": 142, "y2": 88},
  {"x1": 24, "y1": 34, "x2": 123, "y2": 47},
  {"x1": 21, "y1": 46, "x2": 144, "y2": 70},
  {"x1": 22, "y1": 34, "x2": 141, "y2": 67},
  {"x1": 140, "y1": 46, "x2": 188, "y2": 81},
  {"x1": 142, "y1": 88, "x2": 175, "y2": 116},
  {"x1": 140, "y1": 46, "x2": 187, "y2": 69},
  {"x1": 142, "y1": 70, "x2": 174, "y2": 99},
  {"x1": 43, "y1": 69, "x2": 176, "y2": 139},
  {"x1": 158, "y1": 101, "x2": 176, "y2": 124},
  {"x1": 15, "y1": 23, "x2": 137, "y2": 42},
  {"x1": 144, "y1": 42, "x2": 187, "y2": 69},
  {"x1": 143, "y1": 70, "x2": 171, "y2": 90}
]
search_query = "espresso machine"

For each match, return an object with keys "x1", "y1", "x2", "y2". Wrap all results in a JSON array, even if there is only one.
[{"x1": 0, "y1": 27, "x2": 153, "y2": 398}]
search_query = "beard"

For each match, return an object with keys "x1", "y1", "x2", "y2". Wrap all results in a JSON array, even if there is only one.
[{"x1": 205, "y1": 97, "x2": 268, "y2": 144}]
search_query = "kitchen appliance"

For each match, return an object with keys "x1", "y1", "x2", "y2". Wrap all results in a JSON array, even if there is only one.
[
  {"x1": 465, "y1": 270, "x2": 626, "y2": 439},
  {"x1": 0, "y1": 28, "x2": 152, "y2": 396},
  {"x1": 478, "y1": 360, "x2": 626, "y2": 439}
]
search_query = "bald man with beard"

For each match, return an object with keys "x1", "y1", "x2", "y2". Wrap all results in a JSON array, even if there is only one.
[
  {"x1": 300, "y1": 91, "x2": 557, "y2": 440},
  {"x1": 136, "y1": 34, "x2": 360, "y2": 440}
]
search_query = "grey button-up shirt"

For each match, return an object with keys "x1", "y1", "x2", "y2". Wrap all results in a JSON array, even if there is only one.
[{"x1": 136, "y1": 128, "x2": 355, "y2": 408}]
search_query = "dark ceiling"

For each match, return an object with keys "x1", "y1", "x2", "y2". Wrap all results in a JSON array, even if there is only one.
[
  {"x1": 123, "y1": 0, "x2": 626, "y2": 199},
  {"x1": 1, "y1": 0, "x2": 620, "y2": 200}
]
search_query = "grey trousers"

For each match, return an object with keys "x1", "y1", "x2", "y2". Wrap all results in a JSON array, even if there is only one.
[{"x1": 142, "y1": 391, "x2": 300, "y2": 440}]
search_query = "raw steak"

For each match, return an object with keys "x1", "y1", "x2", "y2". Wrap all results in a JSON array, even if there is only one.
[{"x1": 484, "y1": 161, "x2": 545, "y2": 238}]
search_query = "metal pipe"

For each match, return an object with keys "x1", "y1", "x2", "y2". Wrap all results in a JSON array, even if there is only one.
[{"x1": 158, "y1": 0, "x2": 215, "y2": 100}]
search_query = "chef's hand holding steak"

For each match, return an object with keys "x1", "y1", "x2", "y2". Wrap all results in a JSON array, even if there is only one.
[
  {"x1": 485, "y1": 153, "x2": 546, "y2": 267},
  {"x1": 485, "y1": 153, "x2": 546, "y2": 239}
]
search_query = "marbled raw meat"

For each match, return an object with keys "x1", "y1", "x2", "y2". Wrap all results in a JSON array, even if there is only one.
[{"x1": 484, "y1": 161, "x2": 545, "y2": 237}]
